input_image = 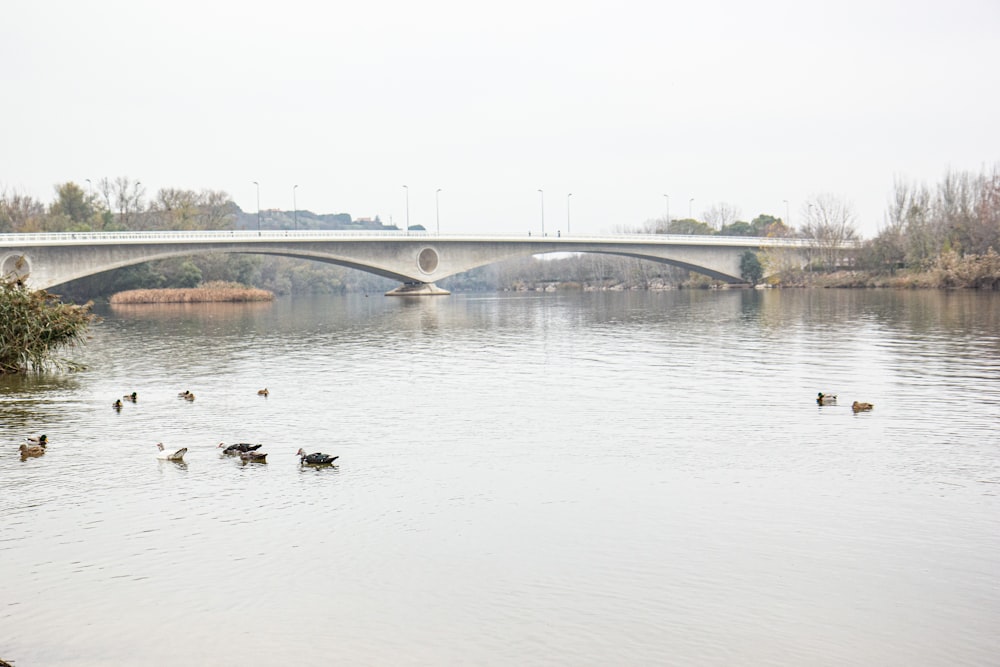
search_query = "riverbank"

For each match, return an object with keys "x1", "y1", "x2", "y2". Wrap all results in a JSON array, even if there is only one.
[{"x1": 109, "y1": 281, "x2": 274, "y2": 304}]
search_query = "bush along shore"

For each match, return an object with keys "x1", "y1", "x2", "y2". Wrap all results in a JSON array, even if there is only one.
[
  {"x1": 0, "y1": 275, "x2": 96, "y2": 373},
  {"x1": 109, "y1": 281, "x2": 275, "y2": 304}
]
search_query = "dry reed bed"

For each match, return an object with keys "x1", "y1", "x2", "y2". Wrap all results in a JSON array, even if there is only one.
[{"x1": 110, "y1": 282, "x2": 274, "y2": 304}]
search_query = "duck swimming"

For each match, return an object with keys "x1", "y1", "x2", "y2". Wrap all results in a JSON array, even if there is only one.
[
  {"x1": 26, "y1": 434, "x2": 48, "y2": 446},
  {"x1": 257, "y1": 388, "x2": 269, "y2": 396},
  {"x1": 183, "y1": 392, "x2": 195, "y2": 402},
  {"x1": 20, "y1": 442, "x2": 46, "y2": 457},
  {"x1": 816, "y1": 392, "x2": 837, "y2": 405},
  {"x1": 296, "y1": 448, "x2": 339, "y2": 465},
  {"x1": 239, "y1": 450, "x2": 267, "y2": 463},
  {"x1": 123, "y1": 392, "x2": 138, "y2": 402},
  {"x1": 156, "y1": 443, "x2": 187, "y2": 461},
  {"x1": 218, "y1": 442, "x2": 263, "y2": 455},
  {"x1": 113, "y1": 399, "x2": 123, "y2": 410},
  {"x1": 852, "y1": 401, "x2": 874, "y2": 413},
  {"x1": 177, "y1": 390, "x2": 192, "y2": 398}
]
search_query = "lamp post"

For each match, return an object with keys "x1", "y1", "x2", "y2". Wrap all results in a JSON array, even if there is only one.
[
  {"x1": 783, "y1": 199, "x2": 789, "y2": 227},
  {"x1": 403, "y1": 185, "x2": 409, "y2": 234},
  {"x1": 85, "y1": 179, "x2": 92, "y2": 196},
  {"x1": 567, "y1": 193, "x2": 572, "y2": 235},
  {"x1": 538, "y1": 189, "x2": 545, "y2": 236},
  {"x1": 253, "y1": 181, "x2": 261, "y2": 232},
  {"x1": 663, "y1": 194, "x2": 670, "y2": 232},
  {"x1": 689, "y1": 198, "x2": 694, "y2": 219},
  {"x1": 293, "y1": 185, "x2": 299, "y2": 230},
  {"x1": 436, "y1": 188, "x2": 442, "y2": 235}
]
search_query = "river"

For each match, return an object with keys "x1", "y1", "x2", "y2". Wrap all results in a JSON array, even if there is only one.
[{"x1": 1, "y1": 289, "x2": 998, "y2": 666}]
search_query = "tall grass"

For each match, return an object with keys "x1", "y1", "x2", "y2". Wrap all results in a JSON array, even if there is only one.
[
  {"x1": 110, "y1": 281, "x2": 275, "y2": 304},
  {"x1": 0, "y1": 276, "x2": 96, "y2": 373}
]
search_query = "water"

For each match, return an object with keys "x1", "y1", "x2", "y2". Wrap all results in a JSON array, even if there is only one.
[{"x1": 1, "y1": 289, "x2": 998, "y2": 666}]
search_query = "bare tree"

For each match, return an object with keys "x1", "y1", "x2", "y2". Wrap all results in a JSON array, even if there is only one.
[
  {"x1": 702, "y1": 202, "x2": 741, "y2": 231},
  {"x1": 950, "y1": 165, "x2": 1000, "y2": 255},
  {"x1": 973, "y1": 166, "x2": 1000, "y2": 254},
  {"x1": 113, "y1": 177, "x2": 145, "y2": 229},
  {"x1": 97, "y1": 178, "x2": 114, "y2": 217},
  {"x1": 800, "y1": 194, "x2": 858, "y2": 268},
  {"x1": 884, "y1": 178, "x2": 936, "y2": 268}
]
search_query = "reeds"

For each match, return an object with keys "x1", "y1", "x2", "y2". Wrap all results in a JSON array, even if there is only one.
[
  {"x1": 109, "y1": 281, "x2": 275, "y2": 304},
  {"x1": 0, "y1": 276, "x2": 96, "y2": 374}
]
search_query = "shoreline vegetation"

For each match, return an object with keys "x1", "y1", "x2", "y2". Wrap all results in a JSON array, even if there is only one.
[
  {"x1": 109, "y1": 281, "x2": 274, "y2": 304},
  {"x1": 0, "y1": 276, "x2": 95, "y2": 374}
]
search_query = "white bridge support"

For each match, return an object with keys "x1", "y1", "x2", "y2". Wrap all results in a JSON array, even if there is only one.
[{"x1": 0, "y1": 231, "x2": 820, "y2": 295}]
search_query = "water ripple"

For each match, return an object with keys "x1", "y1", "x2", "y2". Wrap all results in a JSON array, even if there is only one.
[{"x1": 1, "y1": 291, "x2": 999, "y2": 665}]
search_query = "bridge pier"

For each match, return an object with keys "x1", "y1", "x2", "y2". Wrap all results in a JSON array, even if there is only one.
[{"x1": 384, "y1": 281, "x2": 451, "y2": 297}]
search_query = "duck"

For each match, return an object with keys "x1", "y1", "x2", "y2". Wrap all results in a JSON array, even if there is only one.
[
  {"x1": 123, "y1": 391, "x2": 138, "y2": 402},
  {"x1": 20, "y1": 442, "x2": 46, "y2": 457},
  {"x1": 156, "y1": 443, "x2": 187, "y2": 461},
  {"x1": 26, "y1": 434, "x2": 48, "y2": 446},
  {"x1": 257, "y1": 388, "x2": 269, "y2": 397},
  {"x1": 177, "y1": 390, "x2": 192, "y2": 398},
  {"x1": 239, "y1": 450, "x2": 268, "y2": 463},
  {"x1": 113, "y1": 399, "x2": 123, "y2": 410},
  {"x1": 217, "y1": 442, "x2": 263, "y2": 455},
  {"x1": 296, "y1": 448, "x2": 339, "y2": 465},
  {"x1": 852, "y1": 401, "x2": 874, "y2": 413},
  {"x1": 816, "y1": 392, "x2": 837, "y2": 405},
  {"x1": 183, "y1": 392, "x2": 196, "y2": 402}
]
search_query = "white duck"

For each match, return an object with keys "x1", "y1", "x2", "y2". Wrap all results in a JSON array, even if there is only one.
[{"x1": 156, "y1": 443, "x2": 187, "y2": 461}]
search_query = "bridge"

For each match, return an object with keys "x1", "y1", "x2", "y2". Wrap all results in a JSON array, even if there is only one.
[{"x1": 0, "y1": 230, "x2": 819, "y2": 295}]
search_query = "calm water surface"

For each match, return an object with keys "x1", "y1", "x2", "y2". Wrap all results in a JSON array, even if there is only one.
[{"x1": 1, "y1": 290, "x2": 998, "y2": 666}]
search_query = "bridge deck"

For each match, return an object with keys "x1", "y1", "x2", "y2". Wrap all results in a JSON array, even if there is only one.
[{"x1": 0, "y1": 229, "x2": 824, "y2": 248}]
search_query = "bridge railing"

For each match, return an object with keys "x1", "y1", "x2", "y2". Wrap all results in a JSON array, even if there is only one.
[{"x1": 0, "y1": 230, "x2": 858, "y2": 248}]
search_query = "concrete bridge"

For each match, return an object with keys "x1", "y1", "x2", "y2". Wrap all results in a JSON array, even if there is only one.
[{"x1": 0, "y1": 230, "x2": 818, "y2": 295}]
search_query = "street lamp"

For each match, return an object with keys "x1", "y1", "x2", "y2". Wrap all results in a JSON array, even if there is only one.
[
  {"x1": 689, "y1": 197, "x2": 694, "y2": 219},
  {"x1": 403, "y1": 185, "x2": 409, "y2": 234},
  {"x1": 436, "y1": 188, "x2": 442, "y2": 235},
  {"x1": 783, "y1": 199, "x2": 789, "y2": 227},
  {"x1": 663, "y1": 194, "x2": 670, "y2": 232},
  {"x1": 567, "y1": 193, "x2": 572, "y2": 235},
  {"x1": 538, "y1": 189, "x2": 545, "y2": 236},
  {"x1": 294, "y1": 185, "x2": 299, "y2": 231},
  {"x1": 253, "y1": 181, "x2": 261, "y2": 231}
]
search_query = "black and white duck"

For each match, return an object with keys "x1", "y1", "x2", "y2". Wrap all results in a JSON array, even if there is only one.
[
  {"x1": 217, "y1": 442, "x2": 263, "y2": 455},
  {"x1": 296, "y1": 448, "x2": 339, "y2": 465},
  {"x1": 156, "y1": 443, "x2": 187, "y2": 461}
]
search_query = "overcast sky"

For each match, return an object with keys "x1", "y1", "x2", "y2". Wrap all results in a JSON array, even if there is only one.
[{"x1": 3, "y1": 0, "x2": 998, "y2": 238}]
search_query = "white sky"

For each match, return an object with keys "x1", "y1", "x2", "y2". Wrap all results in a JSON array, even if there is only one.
[{"x1": 3, "y1": 0, "x2": 998, "y2": 238}]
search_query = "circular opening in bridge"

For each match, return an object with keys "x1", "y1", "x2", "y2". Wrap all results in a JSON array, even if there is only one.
[
  {"x1": 417, "y1": 247, "x2": 439, "y2": 275},
  {"x1": 1, "y1": 254, "x2": 30, "y2": 280}
]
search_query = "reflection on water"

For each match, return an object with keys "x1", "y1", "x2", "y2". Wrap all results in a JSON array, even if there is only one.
[{"x1": 1, "y1": 289, "x2": 999, "y2": 666}]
